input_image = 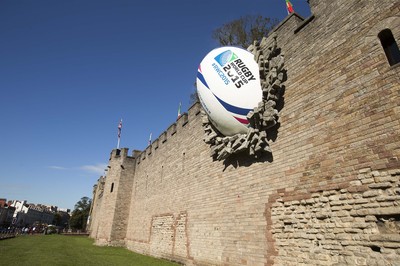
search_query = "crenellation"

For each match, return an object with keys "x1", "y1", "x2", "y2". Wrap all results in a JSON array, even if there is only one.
[
  {"x1": 88, "y1": 1, "x2": 400, "y2": 265},
  {"x1": 132, "y1": 149, "x2": 142, "y2": 158},
  {"x1": 176, "y1": 112, "x2": 188, "y2": 127},
  {"x1": 152, "y1": 138, "x2": 159, "y2": 150},
  {"x1": 270, "y1": 13, "x2": 305, "y2": 38},
  {"x1": 133, "y1": 103, "x2": 203, "y2": 165},
  {"x1": 160, "y1": 131, "x2": 167, "y2": 143},
  {"x1": 187, "y1": 101, "x2": 201, "y2": 118},
  {"x1": 146, "y1": 145, "x2": 152, "y2": 156},
  {"x1": 167, "y1": 123, "x2": 177, "y2": 136}
]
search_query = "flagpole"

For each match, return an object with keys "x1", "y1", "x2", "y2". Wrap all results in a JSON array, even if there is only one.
[
  {"x1": 117, "y1": 119, "x2": 122, "y2": 149},
  {"x1": 177, "y1": 102, "x2": 182, "y2": 119}
]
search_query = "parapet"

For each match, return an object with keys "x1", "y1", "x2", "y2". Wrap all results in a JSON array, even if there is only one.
[
  {"x1": 135, "y1": 102, "x2": 202, "y2": 164},
  {"x1": 271, "y1": 12, "x2": 305, "y2": 35},
  {"x1": 109, "y1": 148, "x2": 136, "y2": 160},
  {"x1": 126, "y1": 7, "x2": 316, "y2": 165},
  {"x1": 188, "y1": 101, "x2": 201, "y2": 119},
  {"x1": 132, "y1": 150, "x2": 142, "y2": 159}
]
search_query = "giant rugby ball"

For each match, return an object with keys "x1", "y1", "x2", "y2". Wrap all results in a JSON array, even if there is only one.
[{"x1": 196, "y1": 46, "x2": 262, "y2": 136}]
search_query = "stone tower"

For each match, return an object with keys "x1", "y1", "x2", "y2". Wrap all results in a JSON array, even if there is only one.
[{"x1": 90, "y1": 148, "x2": 136, "y2": 246}]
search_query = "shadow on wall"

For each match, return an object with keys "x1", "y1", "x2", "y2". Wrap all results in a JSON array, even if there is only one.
[
  {"x1": 222, "y1": 83, "x2": 286, "y2": 171},
  {"x1": 223, "y1": 150, "x2": 274, "y2": 170}
]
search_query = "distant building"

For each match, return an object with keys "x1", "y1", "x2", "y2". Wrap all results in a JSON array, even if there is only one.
[
  {"x1": 57, "y1": 208, "x2": 71, "y2": 214},
  {"x1": 9, "y1": 200, "x2": 55, "y2": 227},
  {"x1": 0, "y1": 199, "x2": 15, "y2": 228},
  {"x1": 0, "y1": 198, "x2": 7, "y2": 207}
]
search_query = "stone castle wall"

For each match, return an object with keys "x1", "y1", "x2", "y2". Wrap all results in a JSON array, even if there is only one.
[{"x1": 89, "y1": 1, "x2": 400, "y2": 265}]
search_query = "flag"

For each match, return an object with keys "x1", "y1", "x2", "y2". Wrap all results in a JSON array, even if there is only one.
[
  {"x1": 148, "y1": 133, "x2": 152, "y2": 146},
  {"x1": 286, "y1": 0, "x2": 294, "y2": 14},
  {"x1": 117, "y1": 119, "x2": 122, "y2": 138},
  {"x1": 117, "y1": 119, "x2": 122, "y2": 149},
  {"x1": 177, "y1": 102, "x2": 182, "y2": 118}
]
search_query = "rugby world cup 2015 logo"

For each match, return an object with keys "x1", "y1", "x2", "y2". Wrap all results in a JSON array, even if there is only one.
[
  {"x1": 214, "y1": 50, "x2": 238, "y2": 67},
  {"x1": 196, "y1": 47, "x2": 262, "y2": 136}
]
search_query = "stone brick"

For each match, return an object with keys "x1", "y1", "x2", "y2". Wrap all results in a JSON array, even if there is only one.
[
  {"x1": 374, "y1": 175, "x2": 398, "y2": 183},
  {"x1": 368, "y1": 182, "x2": 393, "y2": 189},
  {"x1": 347, "y1": 186, "x2": 369, "y2": 193},
  {"x1": 362, "y1": 190, "x2": 380, "y2": 198},
  {"x1": 341, "y1": 217, "x2": 355, "y2": 223},
  {"x1": 88, "y1": 1, "x2": 400, "y2": 265}
]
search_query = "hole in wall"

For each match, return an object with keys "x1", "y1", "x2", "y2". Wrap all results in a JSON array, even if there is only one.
[
  {"x1": 370, "y1": 245, "x2": 381, "y2": 253},
  {"x1": 376, "y1": 214, "x2": 400, "y2": 234}
]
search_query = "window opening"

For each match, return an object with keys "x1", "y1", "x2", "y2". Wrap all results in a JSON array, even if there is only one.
[{"x1": 378, "y1": 29, "x2": 400, "y2": 66}]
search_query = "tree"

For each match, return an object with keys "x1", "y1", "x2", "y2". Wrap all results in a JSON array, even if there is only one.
[
  {"x1": 212, "y1": 15, "x2": 278, "y2": 48},
  {"x1": 191, "y1": 15, "x2": 277, "y2": 104},
  {"x1": 69, "y1": 197, "x2": 91, "y2": 231},
  {"x1": 190, "y1": 82, "x2": 199, "y2": 105},
  {"x1": 53, "y1": 212, "x2": 62, "y2": 226}
]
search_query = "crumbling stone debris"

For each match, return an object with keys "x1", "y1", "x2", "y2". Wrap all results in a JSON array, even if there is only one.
[{"x1": 201, "y1": 34, "x2": 286, "y2": 160}]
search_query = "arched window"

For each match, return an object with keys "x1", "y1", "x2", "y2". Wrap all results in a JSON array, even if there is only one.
[{"x1": 378, "y1": 29, "x2": 400, "y2": 66}]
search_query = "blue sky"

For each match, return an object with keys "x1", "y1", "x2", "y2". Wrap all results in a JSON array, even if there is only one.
[{"x1": 0, "y1": 0, "x2": 311, "y2": 210}]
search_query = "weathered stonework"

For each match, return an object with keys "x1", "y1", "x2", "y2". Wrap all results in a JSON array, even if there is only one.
[
  {"x1": 88, "y1": 1, "x2": 400, "y2": 265},
  {"x1": 267, "y1": 168, "x2": 400, "y2": 265}
]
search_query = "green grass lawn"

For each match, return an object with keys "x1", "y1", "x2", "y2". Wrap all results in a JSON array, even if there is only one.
[{"x1": 0, "y1": 235, "x2": 180, "y2": 266}]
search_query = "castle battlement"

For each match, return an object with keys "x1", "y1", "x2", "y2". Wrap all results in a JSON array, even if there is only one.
[
  {"x1": 109, "y1": 147, "x2": 130, "y2": 159},
  {"x1": 89, "y1": 1, "x2": 400, "y2": 264},
  {"x1": 124, "y1": 12, "x2": 315, "y2": 166},
  {"x1": 135, "y1": 101, "x2": 201, "y2": 165}
]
